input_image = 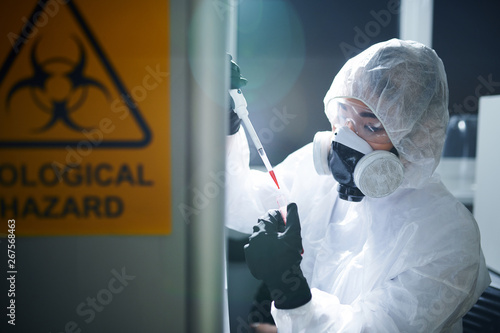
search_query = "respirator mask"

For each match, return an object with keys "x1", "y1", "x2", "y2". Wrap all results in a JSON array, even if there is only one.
[{"x1": 313, "y1": 99, "x2": 404, "y2": 202}]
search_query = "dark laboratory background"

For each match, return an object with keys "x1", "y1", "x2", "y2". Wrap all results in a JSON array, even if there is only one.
[{"x1": 235, "y1": 0, "x2": 500, "y2": 166}]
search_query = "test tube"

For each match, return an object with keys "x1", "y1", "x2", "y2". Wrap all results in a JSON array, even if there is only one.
[{"x1": 276, "y1": 192, "x2": 288, "y2": 224}]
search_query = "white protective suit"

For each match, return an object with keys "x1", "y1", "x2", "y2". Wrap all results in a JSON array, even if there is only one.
[{"x1": 225, "y1": 39, "x2": 491, "y2": 332}]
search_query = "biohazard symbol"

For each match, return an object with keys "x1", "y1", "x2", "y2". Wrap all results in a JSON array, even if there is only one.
[{"x1": 6, "y1": 37, "x2": 110, "y2": 133}]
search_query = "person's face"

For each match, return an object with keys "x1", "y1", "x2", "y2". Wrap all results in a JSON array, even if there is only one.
[{"x1": 330, "y1": 98, "x2": 394, "y2": 151}]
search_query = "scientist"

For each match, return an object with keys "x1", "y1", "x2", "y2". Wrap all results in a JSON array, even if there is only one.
[{"x1": 226, "y1": 39, "x2": 491, "y2": 332}]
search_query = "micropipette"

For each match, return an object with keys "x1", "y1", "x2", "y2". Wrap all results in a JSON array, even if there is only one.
[
  {"x1": 229, "y1": 89, "x2": 280, "y2": 188},
  {"x1": 229, "y1": 89, "x2": 288, "y2": 222}
]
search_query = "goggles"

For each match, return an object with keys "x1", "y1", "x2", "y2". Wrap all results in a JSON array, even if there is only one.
[{"x1": 327, "y1": 98, "x2": 391, "y2": 144}]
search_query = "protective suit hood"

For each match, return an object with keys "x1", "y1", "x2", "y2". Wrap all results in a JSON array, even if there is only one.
[{"x1": 324, "y1": 39, "x2": 449, "y2": 189}]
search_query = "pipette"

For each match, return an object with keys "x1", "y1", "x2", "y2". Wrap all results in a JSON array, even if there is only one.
[{"x1": 229, "y1": 89, "x2": 288, "y2": 222}]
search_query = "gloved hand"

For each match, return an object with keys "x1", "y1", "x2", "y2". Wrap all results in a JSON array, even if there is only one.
[
  {"x1": 228, "y1": 54, "x2": 247, "y2": 135},
  {"x1": 244, "y1": 203, "x2": 312, "y2": 309}
]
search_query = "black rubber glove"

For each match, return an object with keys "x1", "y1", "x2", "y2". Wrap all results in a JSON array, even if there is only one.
[
  {"x1": 244, "y1": 203, "x2": 312, "y2": 309},
  {"x1": 228, "y1": 54, "x2": 247, "y2": 135}
]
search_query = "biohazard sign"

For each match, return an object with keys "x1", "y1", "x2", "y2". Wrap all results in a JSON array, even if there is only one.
[{"x1": 0, "y1": 0, "x2": 171, "y2": 235}]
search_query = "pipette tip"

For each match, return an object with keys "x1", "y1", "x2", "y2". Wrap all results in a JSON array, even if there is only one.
[{"x1": 269, "y1": 170, "x2": 280, "y2": 189}]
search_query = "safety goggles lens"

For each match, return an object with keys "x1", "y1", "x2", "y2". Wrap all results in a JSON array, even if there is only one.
[{"x1": 329, "y1": 99, "x2": 391, "y2": 144}]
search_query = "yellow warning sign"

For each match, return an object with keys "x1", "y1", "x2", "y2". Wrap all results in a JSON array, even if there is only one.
[{"x1": 0, "y1": 0, "x2": 171, "y2": 235}]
